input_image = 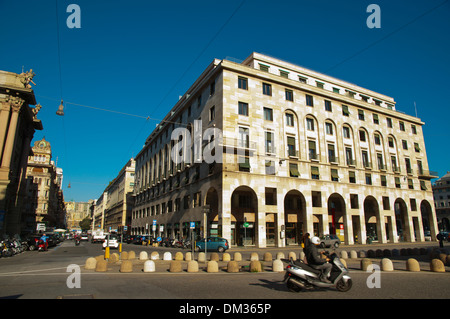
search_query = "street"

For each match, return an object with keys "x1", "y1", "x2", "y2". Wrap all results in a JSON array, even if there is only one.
[{"x1": 0, "y1": 239, "x2": 449, "y2": 303}]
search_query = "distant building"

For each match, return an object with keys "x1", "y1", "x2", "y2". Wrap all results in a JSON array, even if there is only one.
[
  {"x1": 0, "y1": 69, "x2": 43, "y2": 236},
  {"x1": 432, "y1": 172, "x2": 450, "y2": 231},
  {"x1": 92, "y1": 159, "x2": 135, "y2": 234},
  {"x1": 131, "y1": 52, "x2": 438, "y2": 247},
  {"x1": 23, "y1": 137, "x2": 65, "y2": 232},
  {"x1": 65, "y1": 201, "x2": 91, "y2": 232}
]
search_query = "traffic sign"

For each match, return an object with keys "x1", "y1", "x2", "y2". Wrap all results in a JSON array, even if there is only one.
[
  {"x1": 157, "y1": 236, "x2": 162, "y2": 242},
  {"x1": 243, "y1": 222, "x2": 250, "y2": 228},
  {"x1": 190, "y1": 222, "x2": 195, "y2": 229}
]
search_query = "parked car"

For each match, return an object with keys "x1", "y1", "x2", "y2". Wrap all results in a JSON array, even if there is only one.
[
  {"x1": 195, "y1": 237, "x2": 229, "y2": 253},
  {"x1": 80, "y1": 233, "x2": 89, "y2": 241},
  {"x1": 102, "y1": 235, "x2": 119, "y2": 249},
  {"x1": 318, "y1": 234, "x2": 341, "y2": 248}
]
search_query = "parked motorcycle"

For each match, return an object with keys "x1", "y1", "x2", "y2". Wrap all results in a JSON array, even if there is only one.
[
  {"x1": 0, "y1": 240, "x2": 12, "y2": 257},
  {"x1": 282, "y1": 252, "x2": 352, "y2": 292},
  {"x1": 38, "y1": 239, "x2": 46, "y2": 252},
  {"x1": 75, "y1": 238, "x2": 80, "y2": 246}
]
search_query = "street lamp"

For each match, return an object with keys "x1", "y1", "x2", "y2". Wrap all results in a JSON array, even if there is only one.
[{"x1": 56, "y1": 100, "x2": 64, "y2": 116}]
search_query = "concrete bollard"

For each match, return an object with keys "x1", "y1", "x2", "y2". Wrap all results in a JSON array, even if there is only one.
[
  {"x1": 430, "y1": 259, "x2": 446, "y2": 273},
  {"x1": 143, "y1": 260, "x2": 155, "y2": 272},
  {"x1": 272, "y1": 259, "x2": 284, "y2": 272},
  {"x1": 128, "y1": 251, "x2": 136, "y2": 260},
  {"x1": 120, "y1": 260, "x2": 133, "y2": 273},
  {"x1": 210, "y1": 252, "x2": 220, "y2": 261},
  {"x1": 250, "y1": 252, "x2": 259, "y2": 261},
  {"x1": 383, "y1": 249, "x2": 392, "y2": 257},
  {"x1": 207, "y1": 261, "x2": 219, "y2": 273},
  {"x1": 276, "y1": 252, "x2": 285, "y2": 260},
  {"x1": 361, "y1": 258, "x2": 372, "y2": 271},
  {"x1": 234, "y1": 252, "x2": 242, "y2": 262},
  {"x1": 288, "y1": 252, "x2": 296, "y2": 261},
  {"x1": 249, "y1": 260, "x2": 262, "y2": 272},
  {"x1": 163, "y1": 252, "x2": 172, "y2": 261},
  {"x1": 439, "y1": 254, "x2": 447, "y2": 265},
  {"x1": 121, "y1": 251, "x2": 129, "y2": 260},
  {"x1": 185, "y1": 252, "x2": 192, "y2": 261},
  {"x1": 263, "y1": 252, "x2": 272, "y2": 262},
  {"x1": 95, "y1": 259, "x2": 108, "y2": 272},
  {"x1": 350, "y1": 250, "x2": 358, "y2": 259},
  {"x1": 169, "y1": 260, "x2": 182, "y2": 272},
  {"x1": 110, "y1": 253, "x2": 119, "y2": 263},
  {"x1": 175, "y1": 252, "x2": 184, "y2": 261},
  {"x1": 198, "y1": 252, "x2": 206, "y2": 262},
  {"x1": 381, "y1": 258, "x2": 394, "y2": 271},
  {"x1": 340, "y1": 259, "x2": 347, "y2": 268},
  {"x1": 406, "y1": 258, "x2": 420, "y2": 272},
  {"x1": 222, "y1": 253, "x2": 231, "y2": 262},
  {"x1": 359, "y1": 251, "x2": 367, "y2": 258},
  {"x1": 85, "y1": 257, "x2": 97, "y2": 270},
  {"x1": 340, "y1": 251, "x2": 348, "y2": 259},
  {"x1": 299, "y1": 251, "x2": 305, "y2": 261},
  {"x1": 139, "y1": 251, "x2": 148, "y2": 261},
  {"x1": 150, "y1": 251, "x2": 159, "y2": 260},
  {"x1": 187, "y1": 260, "x2": 199, "y2": 273},
  {"x1": 391, "y1": 249, "x2": 400, "y2": 257},
  {"x1": 227, "y1": 261, "x2": 240, "y2": 273}
]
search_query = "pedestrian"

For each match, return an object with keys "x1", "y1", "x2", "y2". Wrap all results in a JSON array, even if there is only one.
[
  {"x1": 437, "y1": 232, "x2": 444, "y2": 248},
  {"x1": 40, "y1": 233, "x2": 49, "y2": 251}
]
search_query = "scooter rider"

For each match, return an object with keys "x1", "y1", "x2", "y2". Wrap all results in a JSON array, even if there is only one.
[{"x1": 304, "y1": 236, "x2": 332, "y2": 283}]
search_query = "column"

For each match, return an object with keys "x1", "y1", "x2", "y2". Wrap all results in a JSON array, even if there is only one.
[{"x1": 1, "y1": 98, "x2": 23, "y2": 169}]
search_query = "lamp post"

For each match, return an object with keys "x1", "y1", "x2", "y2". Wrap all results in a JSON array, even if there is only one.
[{"x1": 203, "y1": 205, "x2": 210, "y2": 262}]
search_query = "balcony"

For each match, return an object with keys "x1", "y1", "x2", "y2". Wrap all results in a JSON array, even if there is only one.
[{"x1": 419, "y1": 169, "x2": 439, "y2": 180}]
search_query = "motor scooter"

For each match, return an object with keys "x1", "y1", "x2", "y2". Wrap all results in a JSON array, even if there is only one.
[
  {"x1": 38, "y1": 239, "x2": 46, "y2": 252},
  {"x1": 75, "y1": 238, "x2": 80, "y2": 246},
  {"x1": 282, "y1": 251, "x2": 352, "y2": 292}
]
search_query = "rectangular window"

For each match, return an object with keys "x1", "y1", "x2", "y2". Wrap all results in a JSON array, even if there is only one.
[
  {"x1": 209, "y1": 106, "x2": 215, "y2": 121},
  {"x1": 325, "y1": 100, "x2": 332, "y2": 112},
  {"x1": 331, "y1": 169, "x2": 339, "y2": 182},
  {"x1": 395, "y1": 177, "x2": 401, "y2": 188},
  {"x1": 350, "y1": 194, "x2": 359, "y2": 208},
  {"x1": 265, "y1": 160, "x2": 275, "y2": 175},
  {"x1": 238, "y1": 76, "x2": 248, "y2": 90},
  {"x1": 374, "y1": 134, "x2": 381, "y2": 145},
  {"x1": 285, "y1": 113, "x2": 294, "y2": 126},
  {"x1": 289, "y1": 163, "x2": 299, "y2": 177},
  {"x1": 238, "y1": 102, "x2": 248, "y2": 116},
  {"x1": 285, "y1": 89, "x2": 293, "y2": 101},
  {"x1": 411, "y1": 125, "x2": 417, "y2": 134},
  {"x1": 349, "y1": 171, "x2": 356, "y2": 183},
  {"x1": 359, "y1": 130, "x2": 366, "y2": 142},
  {"x1": 265, "y1": 131, "x2": 275, "y2": 154},
  {"x1": 386, "y1": 118, "x2": 393, "y2": 128},
  {"x1": 259, "y1": 64, "x2": 270, "y2": 72},
  {"x1": 362, "y1": 150, "x2": 370, "y2": 168},
  {"x1": 333, "y1": 87, "x2": 340, "y2": 94},
  {"x1": 365, "y1": 173, "x2": 372, "y2": 185},
  {"x1": 239, "y1": 127, "x2": 249, "y2": 148},
  {"x1": 399, "y1": 121, "x2": 405, "y2": 131},
  {"x1": 306, "y1": 118, "x2": 314, "y2": 131},
  {"x1": 238, "y1": 156, "x2": 250, "y2": 172},
  {"x1": 287, "y1": 136, "x2": 296, "y2": 157},
  {"x1": 263, "y1": 83, "x2": 272, "y2": 96},
  {"x1": 343, "y1": 126, "x2": 350, "y2": 139},
  {"x1": 316, "y1": 81, "x2": 324, "y2": 89},
  {"x1": 381, "y1": 175, "x2": 387, "y2": 187},
  {"x1": 382, "y1": 196, "x2": 390, "y2": 210},
  {"x1": 373, "y1": 114, "x2": 379, "y2": 124},
  {"x1": 345, "y1": 147, "x2": 354, "y2": 166},
  {"x1": 311, "y1": 166, "x2": 320, "y2": 180},
  {"x1": 263, "y1": 107, "x2": 273, "y2": 121},
  {"x1": 306, "y1": 94, "x2": 314, "y2": 107},
  {"x1": 342, "y1": 105, "x2": 350, "y2": 116},
  {"x1": 328, "y1": 144, "x2": 336, "y2": 163},
  {"x1": 309, "y1": 140, "x2": 317, "y2": 160},
  {"x1": 210, "y1": 80, "x2": 216, "y2": 96},
  {"x1": 298, "y1": 76, "x2": 307, "y2": 83},
  {"x1": 358, "y1": 109, "x2": 365, "y2": 121},
  {"x1": 402, "y1": 140, "x2": 408, "y2": 150},
  {"x1": 325, "y1": 122, "x2": 333, "y2": 135},
  {"x1": 280, "y1": 70, "x2": 289, "y2": 78}
]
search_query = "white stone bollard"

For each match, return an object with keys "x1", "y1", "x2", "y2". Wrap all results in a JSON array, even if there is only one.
[
  {"x1": 272, "y1": 259, "x2": 284, "y2": 272},
  {"x1": 143, "y1": 260, "x2": 155, "y2": 272},
  {"x1": 163, "y1": 252, "x2": 172, "y2": 261},
  {"x1": 139, "y1": 251, "x2": 148, "y2": 260}
]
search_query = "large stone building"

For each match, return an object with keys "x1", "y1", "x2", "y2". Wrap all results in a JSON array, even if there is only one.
[
  {"x1": 92, "y1": 159, "x2": 135, "y2": 234},
  {"x1": 23, "y1": 137, "x2": 65, "y2": 232},
  {"x1": 66, "y1": 201, "x2": 91, "y2": 232},
  {"x1": 131, "y1": 52, "x2": 438, "y2": 247},
  {"x1": 0, "y1": 69, "x2": 44, "y2": 236},
  {"x1": 432, "y1": 172, "x2": 450, "y2": 231}
]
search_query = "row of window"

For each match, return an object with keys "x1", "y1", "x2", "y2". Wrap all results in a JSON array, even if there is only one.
[{"x1": 133, "y1": 191, "x2": 202, "y2": 218}]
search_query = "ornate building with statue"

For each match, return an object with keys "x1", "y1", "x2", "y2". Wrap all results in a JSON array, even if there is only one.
[
  {"x1": 0, "y1": 69, "x2": 44, "y2": 236},
  {"x1": 23, "y1": 137, "x2": 65, "y2": 233}
]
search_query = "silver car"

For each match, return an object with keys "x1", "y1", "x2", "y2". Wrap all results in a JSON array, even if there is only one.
[{"x1": 319, "y1": 234, "x2": 341, "y2": 248}]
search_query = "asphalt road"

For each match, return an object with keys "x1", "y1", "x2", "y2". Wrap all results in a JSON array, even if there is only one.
[{"x1": 0, "y1": 239, "x2": 449, "y2": 303}]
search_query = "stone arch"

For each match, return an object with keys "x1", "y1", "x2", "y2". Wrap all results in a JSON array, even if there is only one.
[
  {"x1": 394, "y1": 198, "x2": 411, "y2": 242},
  {"x1": 421, "y1": 199, "x2": 437, "y2": 240},
  {"x1": 327, "y1": 193, "x2": 348, "y2": 243},
  {"x1": 284, "y1": 190, "x2": 307, "y2": 245},
  {"x1": 230, "y1": 185, "x2": 258, "y2": 246},
  {"x1": 364, "y1": 196, "x2": 382, "y2": 242}
]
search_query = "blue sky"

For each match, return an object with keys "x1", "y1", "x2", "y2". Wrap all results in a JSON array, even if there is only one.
[{"x1": 1, "y1": 0, "x2": 449, "y2": 202}]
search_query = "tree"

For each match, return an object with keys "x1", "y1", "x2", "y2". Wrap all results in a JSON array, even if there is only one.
[{"x1": 79, "y1": 216, "x2": 91, "y2": 231}]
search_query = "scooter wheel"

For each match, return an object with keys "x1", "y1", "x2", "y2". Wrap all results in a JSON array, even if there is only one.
[
  {"x1": 286, "y1": 279, "x2": 302, "y2": 293},
  {"x1": 336, "y1": 278, "x2": 352, "y2": 292}
]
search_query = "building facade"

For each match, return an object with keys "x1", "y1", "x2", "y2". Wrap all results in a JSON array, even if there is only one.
[
  {"x1": 65, "y1": 201, "x2": 92, "y2": 232},
  {"x1": 432, "y1": 172, "x2": 450, "y2": 231},
  {"x1": 92, "y1": 159, "x2": 135, "y2": 234},
  {"x1": 132, "y1": 52, "x2": 438, "y2": 247},
  {"x1": 23, "y1": 137, "x2": 65, "y2": 232},
  {"x1": 0, "y1": 69, "x2": 44, "y2": 236}
]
